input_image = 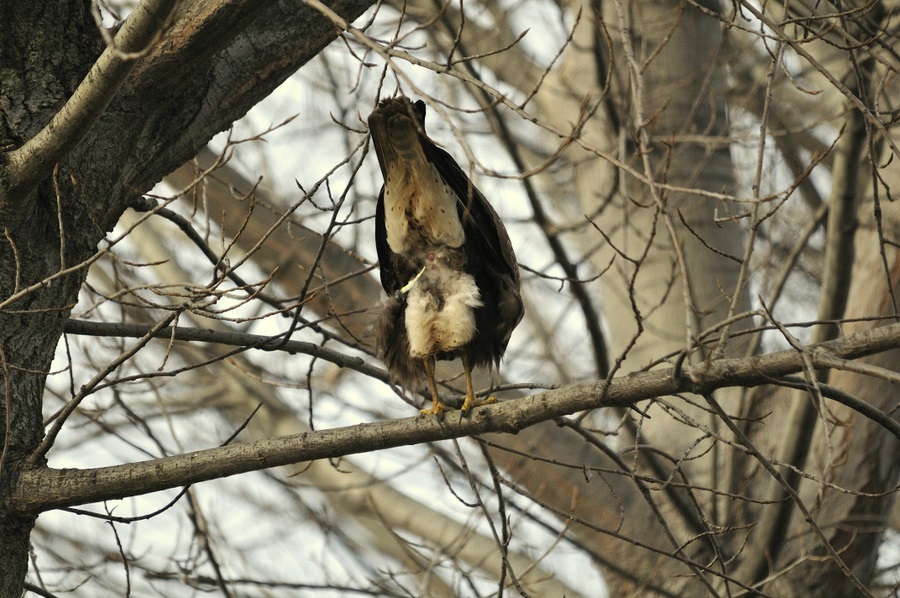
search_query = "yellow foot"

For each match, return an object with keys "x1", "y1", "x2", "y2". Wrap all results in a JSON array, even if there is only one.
[
  {"x1": 420, "y1": 400, "x2": 449, "y2": 416},
  {"x1": 461, "y1": 394, "x2": 497, "y2": 412}
]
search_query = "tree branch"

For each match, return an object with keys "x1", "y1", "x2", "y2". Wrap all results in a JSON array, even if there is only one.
[
  {"x1": 703, "y1": 393, "x2": 874, "y2": 598},
  {"x1": 63, "y1": 319, "x2": 390, "y2": 382},
  {"x1": 10, "y1": 321, "x2": 900, "y2": 514},
  {"x1": 774, "y1": 375, "x2": 900, "y2": 439},
  {"x1": 0, "y1": 0, "x2": 177, "y2": 213}
]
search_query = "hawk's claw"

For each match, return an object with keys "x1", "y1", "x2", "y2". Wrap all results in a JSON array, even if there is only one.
[
  {"x1": 420, "y1": 400, "x2": 448, "y2": 416},
  {"x1": 461, "y1": 394, "x2": 497, "y2": 412}
]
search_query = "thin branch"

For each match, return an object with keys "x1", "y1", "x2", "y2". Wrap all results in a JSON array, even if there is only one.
[
  {"x1": 302, "y1": 0, "x2": 775, "y2": 207},
  {"x1": 713, "y1": 39, "x2": 783, "y2": 360},
  {"x1": 704, "y1": 394, "x2": 874, "y2": 598},
  {"x1": 448, "y1": 39, "x2": 610, "y2": 377},
  {"x1": 735, "y1": 0, "x2": 900, "y2": 160},
  {"x1": 745, "y1": 202, "x2": 829, "y2": 358},
  {"x1": 151, "y1": 206, "x2": 287, "y2": 311},
  {"x1": 27, "y1": 311, "x2": 182, "y2": 467},
  {"x1": 22, "y1": 582, "x2": 60, "y2": 598},
  {"x1": 612, "y1": 0, "x2": 701, "y2": 354},
  {"x1": 558, "y1": 419, "x2": 726, "y2": 590},
  {"x1": 62, "y1": 319, "x2": 390, "y2": 382},
  {"x1": 773, "y1": 375, "x2": 900, "y2": 438}
]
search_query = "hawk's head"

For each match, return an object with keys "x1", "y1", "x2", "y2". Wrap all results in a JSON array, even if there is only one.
[{"x1": 367, "y1": 97, "x2": 429, "y2": 178}]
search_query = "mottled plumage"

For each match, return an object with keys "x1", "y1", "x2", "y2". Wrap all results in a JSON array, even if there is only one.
[{"x1": 369, "y1": 97, "x2": 523, "y2": 413}]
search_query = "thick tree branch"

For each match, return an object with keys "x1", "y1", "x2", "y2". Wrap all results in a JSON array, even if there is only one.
[
  {"x1": 0, "y1": 0, "x2": 176, "y2": 213},
  {"x1": 10, "y1": 321, "x2": 900, "y2": 514}
]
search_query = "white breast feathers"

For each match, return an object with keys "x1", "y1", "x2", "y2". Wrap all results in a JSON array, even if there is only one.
[{"x1": 404, "y1": 264, "x2": 482, "y2": 357}]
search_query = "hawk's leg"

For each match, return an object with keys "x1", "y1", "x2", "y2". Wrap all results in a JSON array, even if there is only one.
[
  {"x1": 420, "y1": 355, "x2": 448, "y2": 415},
  {"x1": 460, "y1": 354, "x2": 497, "y2": 412}
]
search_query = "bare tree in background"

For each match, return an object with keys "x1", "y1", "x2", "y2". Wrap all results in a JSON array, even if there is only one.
[{"x1": 1, "y1": 0, "x2": 898, "y2": 596}]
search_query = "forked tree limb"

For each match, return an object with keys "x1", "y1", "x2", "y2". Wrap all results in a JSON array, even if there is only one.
[{"x1": 0, "y1": 0, "x2": 177, "y2": 212}]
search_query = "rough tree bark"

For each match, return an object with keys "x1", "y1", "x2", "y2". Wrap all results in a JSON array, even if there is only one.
[
  {"x1": 0, "y1": 3, "x2": 107, "y2": 589},
  {"x1": 0, "y1": 0, "x2": 374, "y2": 593}
]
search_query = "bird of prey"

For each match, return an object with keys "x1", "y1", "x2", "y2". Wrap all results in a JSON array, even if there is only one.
[{"x1": 368, "y1": 97, "x2": 523, "y2": 414}]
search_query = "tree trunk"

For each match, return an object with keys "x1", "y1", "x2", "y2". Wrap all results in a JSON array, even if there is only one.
[
  {"x1": 0, "y1": 0, "x2": 375, "y2": 593},
  {"x1": 774, "y1": 141, "x2": 900, "y2": 593},
  {"x1": 0, "y1": 2, "x2": 103, "y2": 589},
  {"x1": 565, "y1": 1, "x2": 750, "y2": 593}
]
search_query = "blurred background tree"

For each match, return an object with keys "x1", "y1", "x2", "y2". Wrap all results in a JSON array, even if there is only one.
[{"x1": 1, "y1": 0, "x2": 898, "y2": 596}]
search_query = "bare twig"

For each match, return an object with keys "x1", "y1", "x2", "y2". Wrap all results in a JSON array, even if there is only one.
[
  {"x1": 27, "y1": 310, "x2": 181, "y2": 467},
  {"x1": 704, "y1": 394, "x2": 874, "y2": 598},
  {"x1": 62, "y1": 319, "x2": 389, "y2": 382}
]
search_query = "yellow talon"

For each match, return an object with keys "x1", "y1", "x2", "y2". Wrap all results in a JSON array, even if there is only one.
[
  {"x1": 460, "y1": 354, "x2": 496, "y2": 412},
  {"x1": 421, "y1": 356, "x2": 446, "y2": 416},
  {"x1": 419, "y1": 355, "x2": 497, "y2": 415},
  {"x1": 461, "y1": 394, "x2": 497, "y2": 412},
  {"x1": 420, "y1": 401, "x2": 448, "y2": 415}
]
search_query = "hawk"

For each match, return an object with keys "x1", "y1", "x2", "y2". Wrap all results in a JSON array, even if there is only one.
[{"x1": 368, "y1": 97, "x2": 523, "y2": 414}]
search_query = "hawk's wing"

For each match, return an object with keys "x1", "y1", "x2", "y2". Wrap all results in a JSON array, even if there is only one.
[
  {"x1": 426, "y1": 143, "x2": 519, "y2": 284},
  {"x1": 374, "y1": 185, "x2": 424, "y2": 298},
  {"x1": 374, "y1": 187, "x2": 397, "y2": 294},
  {"x1": 426, "y1": 143, "x2": 524, "y2": 354}
]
